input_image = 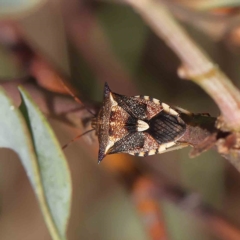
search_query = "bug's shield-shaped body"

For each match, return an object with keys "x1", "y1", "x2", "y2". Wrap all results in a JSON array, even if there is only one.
[{"x1": 92, "y1": 83, "x2": 187, "y2": 163}]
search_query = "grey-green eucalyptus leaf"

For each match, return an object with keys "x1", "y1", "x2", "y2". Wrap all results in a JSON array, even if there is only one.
[
  {"x1": 0, "y1": 0, "x2": 45, "y2": 18},
  {"x1": 0, "y1": 86, "x2": 71, "y2": 240},
  {"x1": 19, "y1": 87, "x2": 72, "y2": 240}
]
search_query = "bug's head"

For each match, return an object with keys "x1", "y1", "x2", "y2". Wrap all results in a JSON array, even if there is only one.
[{"x1": 93, "y1": 83, "x2": 116, "y2": 163}]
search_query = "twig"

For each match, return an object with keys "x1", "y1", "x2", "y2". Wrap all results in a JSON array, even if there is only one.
[
  {"x1": 124, "y1": 0, "x2": 240, "y2": 131},
  {"x1": 161, "y1": 0, "x2": 240, "y2": 41}
]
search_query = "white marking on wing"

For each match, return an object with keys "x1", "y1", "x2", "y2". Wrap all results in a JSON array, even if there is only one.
[{"x1": 137, "y1": 120, "x2": 149, "y2": 131}]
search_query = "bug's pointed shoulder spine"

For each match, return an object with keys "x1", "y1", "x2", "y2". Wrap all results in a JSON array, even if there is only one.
[
  {"x1": 104, "y1": 82, "x2": 111, "y2": 97},
  {"x1": 98, "y1": 148, "x2": 105, "y2": 163}
]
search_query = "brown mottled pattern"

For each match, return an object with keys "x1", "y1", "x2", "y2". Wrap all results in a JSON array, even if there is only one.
[
  {"x1": 109, "y1": 106, "x2": 129, "y2": 142},
  {"x1": 133, "y1": 97, "x2": 163, "y2": 120},
  {"x1": 108, "y1": 132, "x2": 145, "y2": 154},
  {"x1": 129, "y1": 133, "x2": 159, "y2": 154},
  {"x1": 96, "y1": 97, "x2": 111, "y2": 158},
  {"x1": 95, "y1": 84, "x2": 117, "y2": 161},
  {"x1": 143, "y1": 133, "x2": 159, "y2": 151}
]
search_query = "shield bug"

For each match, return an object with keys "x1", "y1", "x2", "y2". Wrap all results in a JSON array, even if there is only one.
[
  {"x1": 91, "y1": 83, "x2": 189, "y2": 163},
  {"x1": 63, "y1": 83, "x2": 208, "y2": 163}
]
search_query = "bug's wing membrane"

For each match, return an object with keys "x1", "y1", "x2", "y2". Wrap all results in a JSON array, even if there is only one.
[
  {"x1": 148, "y1": 111, "x2": 186, "y2": 144},
  {"x1": 107, "y1": 132, "x2": 145, "y2": 154},
  {"x1": 112, "y1": 94, "x2": 148, "y2": 120}
]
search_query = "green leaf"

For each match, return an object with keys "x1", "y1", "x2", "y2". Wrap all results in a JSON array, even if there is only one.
[
  {"x1": 0, "y1": 86, "x2": 72, "y2": 240},
  {"x1": 0, "y1": 0, "x2": 44, "y2": 18}
]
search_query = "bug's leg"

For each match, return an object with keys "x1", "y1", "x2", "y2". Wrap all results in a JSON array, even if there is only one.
[
  {"x1": 173, "y1": 106, "x2": 192, "y2": 115},
  {"x1": 194, "y1": 113, "x2": 211, "y2": 117},
  {"x1": 173, "y1": 106, "x2": 211, "y2": 117},
  {"x1": 162, "y1": 142, "x2": 189, "y2": 154}
]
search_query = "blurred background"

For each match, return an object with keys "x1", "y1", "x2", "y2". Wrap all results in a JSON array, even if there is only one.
[{"x1": 1, "y1": 0, "x2": 240, "y2": 239}]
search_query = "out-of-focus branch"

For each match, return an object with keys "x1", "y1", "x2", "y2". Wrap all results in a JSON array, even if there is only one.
[
  {"x1": 124, "y1": 0, "x2": 240, "y2": 131},
  {"x1": 177, "y1": 0, "x2": 240, "y2": 10},
  {"x1": 99, "y1": 0, "x2": 240, "y2": 41},
  {"x1": 162, "y1": 0, "x2": 240, "y2": 41}
]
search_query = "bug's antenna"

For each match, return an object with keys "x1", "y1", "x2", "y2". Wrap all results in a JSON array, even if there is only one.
[
  {"x1": 60, "y1": 80, "x2": 96, "y2": 116},
  {"x1": 62, "y1": 129, "x2": 94, "y2": 150}
]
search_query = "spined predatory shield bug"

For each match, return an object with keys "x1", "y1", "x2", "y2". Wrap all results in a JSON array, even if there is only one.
[{"x1": 63, "y1": 83, "x2": 216, "y2": 163}]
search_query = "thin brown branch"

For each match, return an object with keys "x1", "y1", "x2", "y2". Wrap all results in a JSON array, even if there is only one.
[
  {"x1": 177, "y1": 0, "x2": 240, "y2": 10},
  {"x1": 124, "y1": 0, "x2": 240, "y2": 131},
  {"x1": 162, "y1": 0, "x2": 240, "y2": 41}
]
